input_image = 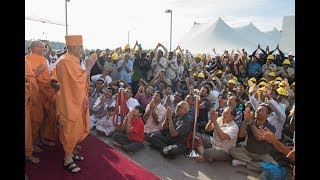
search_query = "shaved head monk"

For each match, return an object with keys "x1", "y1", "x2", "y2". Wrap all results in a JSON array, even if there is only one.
[
  {"x1": 56, "y1": 35, "x2": 98, "y2": 173},
  {"x1": 25, "y1": 40, "x2": 60, "y2": 149},
  {"x1": 25, "y1": 59, "x2": 41, "y2": 163}
]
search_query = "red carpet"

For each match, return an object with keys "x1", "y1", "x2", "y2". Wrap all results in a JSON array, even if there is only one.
[{"x1": 25, "y1": 134, "x2": 160, "y2": 180}]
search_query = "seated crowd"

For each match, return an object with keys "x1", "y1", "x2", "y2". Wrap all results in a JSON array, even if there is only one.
[{"x1": 27, "y1": 40, "x2": 296, "y2": 179}]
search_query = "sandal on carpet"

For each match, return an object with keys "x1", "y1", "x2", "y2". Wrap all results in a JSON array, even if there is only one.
[
  {"x1": 72, "y1": 154, "x2": 85, "y2": 161},
  {"x1": 64, "y1": 161, "x2": 81, "y2": 173}
]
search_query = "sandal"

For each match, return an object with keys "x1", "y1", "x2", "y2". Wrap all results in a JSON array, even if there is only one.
[
  {"x1": 64, "y1": 161, "x2": 81, "y2": 173},
  {"x1": 72, "y1": 154, "x2": 85, "y2": 161}
]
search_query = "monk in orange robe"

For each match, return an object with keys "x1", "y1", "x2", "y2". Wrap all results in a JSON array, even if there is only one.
[
  {"x1": 56, "y1": 35, "x2": 97, "y2": 173},
  {"x1": 25, "y1": 53, "x2": 45, "y2": 153},
  {"x1": 25, "y1": 40, "x2": 60, "y2": 148},
  {"x1": 25, "y1": 60, "x2": 40, "y2": 163}
]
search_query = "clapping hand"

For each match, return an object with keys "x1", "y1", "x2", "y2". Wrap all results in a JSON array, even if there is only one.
[
  {"x1": 210, "y1": 108, "x2": 218, "y2": 123},
  {"x1": 243, "y1": 107, "x2": 253, "y2": 123},
  {"x1": 85, "y1": 52, "x2": 98, "y2": 70}
]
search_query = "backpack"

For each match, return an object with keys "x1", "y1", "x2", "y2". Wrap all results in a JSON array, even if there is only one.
[{"x1": 260, "y1": 162, "x2": 288, "y2": 180}]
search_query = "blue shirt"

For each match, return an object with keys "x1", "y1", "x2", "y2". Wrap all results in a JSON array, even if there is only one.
[
  {"x1": 117, "y1": 59, "x2": 133, "y2": 83},
  {"x1": 247, "y1": 61, "x2": 262, "y2": 77}
]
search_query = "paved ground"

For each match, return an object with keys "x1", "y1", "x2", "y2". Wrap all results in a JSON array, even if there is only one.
[{"x1": 91, "y1": 130, "x2": 260, "y2": 180}]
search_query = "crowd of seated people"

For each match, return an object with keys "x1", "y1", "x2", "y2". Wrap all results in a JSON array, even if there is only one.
[{"x1": 26, "y1": 40, "x2": 295, "y2": 179}]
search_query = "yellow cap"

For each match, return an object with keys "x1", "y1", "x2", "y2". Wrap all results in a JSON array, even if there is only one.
[
  {"x1": 268, "y1": 80, "x2": 275, "y2": 85},
  {"x1": 275, "y1": 77, "x2": 283, "y2": 81},
  {"x1": 248, "y1": 80, "x2": 255, "y2": 87},
  {"x1": 267, "y1": 54, "x2": 274, "y2": 60},
  {"x1": 279, "y1": 81, "x2": 288, "y2": 87},
  {"x1": 196, "y1": 54, "x2": 202, "y2": 59},
  {"x1": 112, "y1": 53, "x2": 119, "y2": 60},
  {"x1": 212, "y1": 76, "x2": 217, "y2": 81},
  {"x1": 228, "y1": 79, "x2": 236, "y2": 85},
  {"x1": 249, "y1": 77, "x2": 256, "y2": 83},
  {"x1": 232, "y1": 76, "x2": 238, "y2": 81},
  {"x1": 188, "y1": 69, "x2": 192, "y2": 72},
  {"x1": 282, "y1": 59, "x2": 291, "y2": 65},
  {"x1": 193, "y1": 72, "x2": 198, "y2": 77},
  {"x1": 259, "y1": 77, "x2": 267, "y2": 82},
  {"x1": 197, "y1": 72, "x2": 205, "y2": 78},
  {"x1": 258, "y1": 81, "x2": 267, "y2": 87},
  {"x1": 277, "y1": 87, "x2": 287, "y2": 96},
  {"x1": 124, "y1": 44, "x2": 130, "y2": 50},
  {"x1": 217, "y1": 70, "x2": 223, "y2": 74},
  {"x1": 177, "y1": 50, "x2": 182, "y2": 55},
  {"x1": 269, "y1": 72, "x2": 276, "y2": 77}
]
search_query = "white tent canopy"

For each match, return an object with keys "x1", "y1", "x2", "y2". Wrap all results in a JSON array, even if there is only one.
[
  {"x1": 178, "y1": 16, "x2": 294, "y2": 55},
  {"x1": 279, "y1": 16, "x2": 295, "y2": 54}
]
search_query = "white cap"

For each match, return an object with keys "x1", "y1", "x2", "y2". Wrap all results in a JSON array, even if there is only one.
[
  {"x1": 275, "y1": 51, "x2": 280, "y2": 55},
  {"x1": 288, "y1": 52, "x2": 295, "y2": 56},
  {"x1": 258, "y1": 51, "x2": 263, "y2": 55},
  {"x1": 215, "y1": 53, "x2": 221, "y2": 57},
  {"x1": 234, "y1": 52, "x2": 239, "y2": 55}
]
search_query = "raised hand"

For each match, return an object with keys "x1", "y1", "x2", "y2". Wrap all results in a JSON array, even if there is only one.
[
  {"x1": 166, "y1": 106, "x2": 172, "y2": 119},
  {"x1": 248, "y1": 84, "x2": 257, "y2": 96},
  {"x1": 210, "y1": 108, "x2": 218, "y2": 123},
  {"x1": 85, "y1": 52, "x2": 98, "y2": 70},
  {"x1": 263, "y1": 130, "x2": 277, "y2": 144},
  {"x1": 165, "y1": 95, "x2": 171, "y2": 108},
  {"x1": 100, "y1": 94, "x2": 107, "y2": 103},
  {"x1": 243, "y1": 107, "x2": 253, "y2": 123},
  {"x1": 149, "y1": 99, "x2": 156, "y2": 109}
]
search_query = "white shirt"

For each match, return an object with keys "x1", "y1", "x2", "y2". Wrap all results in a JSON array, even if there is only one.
[
  {"x1": 126, "y1": 97, "x2": 140, "y2": 111},
  {"x1": 249, "y1": 95, "x2": 286, "y2": 139},
  {"x1": 165, "y1": 58, "x2": 178, "y2": 79},
  {"x1": 92, "y1": 97, "x2": 115, "y2": 112},
  {"x1": 144, "y1": 103, "x2": 167, "y2": 133},
  {"x1": 114, "y1": 97, "x2": 140, "y2": 115},
  {"x1": 151, "y1": 57, "x2": 167, "y2": 77},
  {"x1": 91, "y1": 74, "x2": 112, "y2": 84},
  {"x1": 210, "y1": 117, "x2": 239, "y2": 153},
  {"x1": 48, "y1": 55, "x2": 59, "y2": 72}
]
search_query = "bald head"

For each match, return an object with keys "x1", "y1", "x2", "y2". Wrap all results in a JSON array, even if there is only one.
[
  {"x1": 180, "y1": 101, "x2": 190, "y2": 111},
  {"x1": 175, "y1": 101, "x2": 190, "y2": 117},
  {"x1": 29, "y1": 40, "x2": 46, "y2": 55}
]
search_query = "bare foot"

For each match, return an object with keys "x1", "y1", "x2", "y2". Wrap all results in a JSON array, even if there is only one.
[
  {"x1": 34, "y1": 145, "x2": 43, "y2": 153},
  {"x1": 26, "y1": 155, "x2": 40, "y2": 163},
  {"x1": 195, "y1": 155, "x2": 207, "y2": 163},
  {"x1": 42, "y1": 139, "x2": 56, "y2": 146},
  {"x1": 112, "y1": 141, "x2": 122, "y2": 147}
]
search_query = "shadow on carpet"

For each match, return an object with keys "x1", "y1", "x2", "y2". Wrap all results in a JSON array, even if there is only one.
[{"x1": 25, "y1": 134, "x2": 160, "y2": 180}]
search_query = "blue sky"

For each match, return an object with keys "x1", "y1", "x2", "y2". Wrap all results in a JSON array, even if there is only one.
[{"x1": 25, "y1": 0, "x2": 295, "y2": 50}]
